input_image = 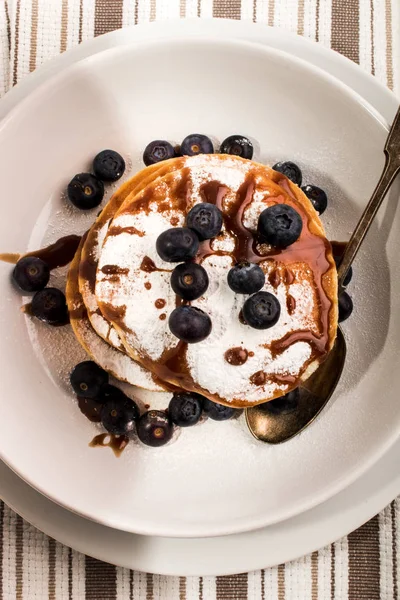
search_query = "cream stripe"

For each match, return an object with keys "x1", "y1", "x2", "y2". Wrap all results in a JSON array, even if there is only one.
[
  {"x1": 155, "y1": 574, "x2": 181, "y2": 599},
  {"x1": 264, "y1": 566, "x2": 278, "y2": 599},
  {"x1": 359, "y1": 0, "x2": 373, "y2": 74},
  {"x1": 333, "y1": 537, "x2": 349, "y2": 600},
  {"x1": 65, "y1": 0, "x2": 81, "y2": 50},
  {"x1": 316, "y1": 0, "x2": 331, "y2": 47},
  {"x1": 390, "y1": 0, "x2": 399, "y2": 95},
  {"x1": 2, "y1": 506, "x2": 17, "y2": 600},
  {"x1": 241, "y1": 0, "x2": 255, "y2": 19},
  {"x1": 137, "y1": 0, "x2": 151, "y2": 22},
  {"x1": 116, "y1": 567, "x2": 131, "y2": 599},
  {"x1": 302, "y1": 0, "x2": 317, "y2": 41},
  {"x1": 247, "y1": 570, "x2": 262, "y2": 600},
  {"x1": 202, "y1": 575, "x2": 216, "y2": 600},
  {"x1": 155, "y1": 0, "x2": 180, "y2": 20},
  {"x1": 55, "y1": 541, "x2": 70, "y2": 600},
  {"x1": 274, "y1": 0, "x2": 298, "y2": 32},
  {"x1": 372, "y1": 0, "x2": 388, "y2": 84},
  {"x1": 318, "y1": 544, "x2": 332, "y2": 599},
  {"x1": 22, "y1": 523, "x2": 49, "y2": 599},
  {"x1": 185, "y1": 576, "x2": 201, "y2": 600},
  {"x1": 379, "y1": 505, "x2": 394, "y2": 600},
  {"x1": 36, "y1": 0, "x2": 63, "y2": 67},
  {"x1": 71, "y1": 550, "x2": 85, "y2": 599},
  {"x1": 201, "y1": 0, "x2": 213, "y2": 17},
  {"x1": 122, "y1": 0, "x2": 136, "y2": 26},
  {"x1": 131, "y1": 570, "x2": 147, "y2": 600},
  {"x1": 0, "y1": 1, "x2": 10, "y2": 96},
  {"x1": 284, "y1": 554, "x2": 312, "y2": 600},
  {"x1": 184, "y1": 0, "x2": 200, "y2": 18},
  {"x1": 80, "y1": 0, "x2": 95, "y2": 41},
  {"x1": 255, "y1": 0, "x2": 268, "y2": 23}
]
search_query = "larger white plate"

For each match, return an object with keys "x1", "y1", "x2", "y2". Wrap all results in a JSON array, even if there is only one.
[
  {"x1": 0, "y1": 32, "x2": 399, "y2": 538},
  {"x1": 0, "y1": 19, "x2": 399, "y2": 575}
]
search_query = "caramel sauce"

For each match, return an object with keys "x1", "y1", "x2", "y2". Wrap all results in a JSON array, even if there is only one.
[
  {"x1": 101, "y1": 265, "x2": 129, "y2": 275},
  {"x1": 108, "y1": 225, "x2": 144, "y2": 237},
  {"x1": 25, "y1": 235, "x2": 81, "y2": 269},
  {"x1": 248, "y1": 351, "x2": 254, "y2": 357},
  {"x1": 283, "y1": 268, "x2": 295, "y2": 285},
  {"x1": 250, "y1": 370, "x2": 267, "y2": 386},
  {"x1": 159, "y1": 313, "x2": 167, "y2": 320},
  {"x1": 144, "y1": 282, "x2": 152, "y2": 290},
  {"x1": 140, "y1": 256, "x2": 170, "y2": 273},
  {"x1": 286, "y1": 294, "x2": 296, "y2": 315},
  {"x1": 268, "y1": 268, "x2": 281, "y2": 288},
  {"x1": 224, "y1": 347, "x2": 249, "y2": 366},
  {"x1": 238, "y1": 309, "x2": 247, "y2": 325},
  {"x1": 21, "y1": 302, "x2": 33, "y2": 315},
  {"x1": 170, "y1": 216, "x2": 180, "y2": 226},
  {"x1": 0, "y1": 252, "x2": 21, "y2": 264},
  {"x1": 155, "y1": 298, "x2": 166, "y2": 309},
  {"x1": 89, "y1": 433, "x2": 129, "y2": 457}
]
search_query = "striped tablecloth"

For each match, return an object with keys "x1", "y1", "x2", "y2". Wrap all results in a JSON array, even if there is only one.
[{"x1": 0, "y1": 0, "x2": 399, "y2": 598}]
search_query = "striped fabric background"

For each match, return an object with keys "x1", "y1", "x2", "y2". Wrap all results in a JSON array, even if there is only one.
[{"x1": 0, "y1": 0, "x2": 399, "y2": 598}]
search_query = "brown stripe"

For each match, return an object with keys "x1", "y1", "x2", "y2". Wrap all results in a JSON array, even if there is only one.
[
  {"x1": 213, "y1": 0, "x2": 241, "y2": 19},
  {"x1": 315, "y1": 0, "x2": 320, "y2": 42},
  {"x1": 12, "y1": 0, "x2": 21, "y2": 86},
  {"x1": 197, "y1": 0, "x2": 201, "y2": 17},
  {"x1": 392, "y1": 501, "x2": 398, "y2": 600},
  {"x1": 134, "y1": 0, "x2": 139, "y2": 24},
  {"x1": 180, "y1": 0, "x2": 186, "y2": 18},
  {"x1": 150, "y1": 0, "x2": 156, "y2": 22},
  {"x1": 5, "y1": 0, "x2": 11, "y2": 54},
  {"x1": 179, "y1": 576, "x2": 186, "y2": 600},
  {"x1": 311, "y1": 551, "x2": 318, "y2": 600},
  {"x1": 60, "y1": 0, "x2": 69, "y2": 53},
  {"x1": 216, "y1": 573, "x2": 248, "y2": 599},
  {"x1": 277, "y1": 564, "x2": 285, "y2": 600},
  {"x1": 330, "y1": 543, "x2": 335, "y2": 600},
  {"x1": 29, "y1": 0, "x2": 39, "y2": 73},
  {"x1": 0, "y1": 503, "x2": 4, "y2": 600},
  {"x1": 94, "y1": 0, "x2": 123, "y2": 36},
  {"x1": 370, "y1": 0, "x2": 375, "y2": 75},
  {"x1": 252, "y1": 0, "x2": 256, "y2": 23},
  {"x1": 331, "y1": 0, "x2": 360, "y2": 63},
  {"x1": 199, "y1": 576, "x2": 203, "y2": 600},
  {"x1": 68, "y1": 548, "x2": 73, "y2": 600},
  {"x1": 15, "y1": 515, "x2": 23, "y2": 600},
  {"x1": 86, "y1": 556, "x2": 117, "y2": 600},
  {"x1": 385, "y1": 0, "x2": 394, "y2": 89},
  {"x1": 78, "y1": 0, "x2": 83, "y2": 43},
  {"x1": 261, "y1": 570, "x2": 265, "y2": 600},
  {"x1": 297, "y1": 0, "x2": 305, "y2": 35},
  {"x1": 268, "y1": 0, "x2": 274, "y2": 27},
  {"x1": 146, "y1": 573, "x2": 153, "y2": 600},
  {"x1": 348, "y1": 515, "x2": 380, "y2": 599},
  {"x1": 129, "y1": 570, "x2": 134, "y2": 600},
  {"x1": 48, "y1": 538, "x2": 56, "y2": 600}
]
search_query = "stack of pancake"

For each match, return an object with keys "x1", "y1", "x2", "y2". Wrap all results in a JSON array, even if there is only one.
[{"x1": 66, "y1": 154, "x2": 338, "y2": 408}]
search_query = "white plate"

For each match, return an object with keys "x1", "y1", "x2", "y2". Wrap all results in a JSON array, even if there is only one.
[
  {"x1": 0, "y1": 33, "x2": 399, "y2": 538},
  {"x1": 0, "y1": 19, "x2": 399, "y2": 575}
]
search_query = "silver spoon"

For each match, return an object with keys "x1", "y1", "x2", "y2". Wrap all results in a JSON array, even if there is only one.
[{"x1": 246, "y1": 104, "x2": 400, "y2": 444}]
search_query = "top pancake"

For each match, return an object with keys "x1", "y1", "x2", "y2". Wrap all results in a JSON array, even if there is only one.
[{"x1": 95, "y1": 154, "x2": 338, "y2": 408}]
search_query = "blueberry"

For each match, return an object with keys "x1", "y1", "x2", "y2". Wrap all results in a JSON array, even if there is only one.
[
  {"x1": 169, "y1": 306, "x2": 212, "y2": 343},
  {"x1": 31, "y1": 287, "x2": 69, "y2": 325},
  {"x1": 67, "y1": 173, "x2": 104, "y2": 210},
  {"x1": 168, "y1": 392, "x2": 204, "y2": 427},
  {"x1": 186, "y1": 203, "x2": 223, "y2": 241},
  {"x1": 136, "y1": 410, "x2": 173, "y2": 447},
  {"x1": 93, "y1": 149, "x2": 125, "y2": 182},
  {"x1": 180, "y1": 134, "x2": 214, "y2": 156},
  {"x1": 301, "y1": 184, "x2": 328, "y2": 215},
  {"x1": 101, "y1": 395, "x2": 139, "y2": 435},
  {"x1": 143, "y1": 140, "x2": 175, "y2": 166},
  {"x1": 334, "y1": 256, "x2": 353, "y2": 287},
  {"x1": 220, "y1": 135, "x2": 253, "y2": 159},
  {"x1": 203, "y1": 398, "x2": 238, "y2": 421},
  {"x1": 272, "y1": 161, "x2": 302, "y2": 186},
  {"x1": 258, "y1": 204, "x2": 303, "y2": 248},
  {"x1": 242, "y1": 291, "x2": 281, "y2": 329},
  {"x1": 12, "y1": 257, "x2": 50, "y2": 292},
  {"x1": 70, "y1": 360, "x2": 108, "y2": 399},
  {"x1": 260, "y1": 388, "x2": 299, "y2": 414},
  {"x1": 227, "y1": 262, "x2": 265, "y2": 295},
  {"x1": 171, "y1": 263, "x2": 209, "y2": 300},
  {"x1": 338, "y1": 291, "x2": 353, "y2": 322},
  {"x1": 156, "y1": 227, "x2": 199, "y2": 262}
]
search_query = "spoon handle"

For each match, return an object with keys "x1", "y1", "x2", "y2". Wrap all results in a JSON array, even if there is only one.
[{"x1": 337, "y1": 105, "x2": 400, "y2": 291}]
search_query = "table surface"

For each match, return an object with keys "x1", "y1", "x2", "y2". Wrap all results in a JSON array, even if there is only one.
[{"x1": 0, "y1": 0, "x2": 399, "y2": 598}]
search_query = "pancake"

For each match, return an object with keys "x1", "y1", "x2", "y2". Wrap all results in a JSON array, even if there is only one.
[
  {"x1": 96, "y1": 154, "x2": 338, "y2": 408},
  {"x1": 66, "y1": 236, "x2": 164, "y2": 392}
]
